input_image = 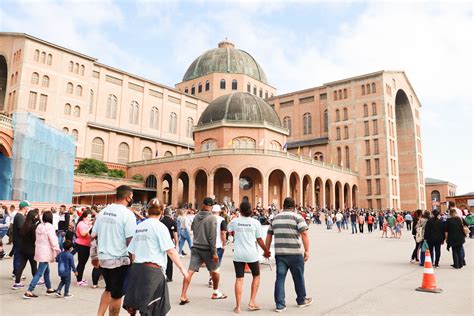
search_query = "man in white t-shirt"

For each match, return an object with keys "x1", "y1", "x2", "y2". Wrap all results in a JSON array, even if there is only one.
[
  {"x1": 91, "y1": 185, "x2": 137, "y2": 316},
  {"x1": 208, "y1": 205, "x2": 227, "y2": 288},
  {"x1": 335, "y1": 211, "x2": 344, "y2": 232}
]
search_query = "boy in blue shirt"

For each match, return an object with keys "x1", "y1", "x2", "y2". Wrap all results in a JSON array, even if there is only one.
[{"x1": 55, "y1": 240, "x2": 77, "y2": 298}]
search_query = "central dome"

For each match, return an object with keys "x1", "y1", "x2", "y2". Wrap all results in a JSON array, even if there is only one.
[
  {"x1": 197, "y1": 92, "x2": 282, "y2": 128},
  {"x1": 182, "y1": 40, "x2": 268, "y2": 83}
]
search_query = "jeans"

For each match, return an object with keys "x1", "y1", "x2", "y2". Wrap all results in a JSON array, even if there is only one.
[
  {"x1": 275, "y1": 255, "x2": 307, "y2": 309},
  {"x1": 351, "y1": 222, "x2": 357, "y2": 233},
  {"x1": 217, "y1": 247, "x2": 224, "y2": 266},
  {"x1": 57, "y1": 230, "x2": 65, "y2": 251},
  {"x1": 178, "y1": 229, "x2": 192, "y2": 255},
  {"x1": 56, "y1": 274, "x2": 71, "y2": 295},
  {"x1": 427, "y1": 241, "x2": 441, "y2": 266},
  {"x1": 28, "y1": 262, "x2": 51, "y2": 292},
  {"x1": 452, "y1": 245, "x2": 463, "y2": 268}
]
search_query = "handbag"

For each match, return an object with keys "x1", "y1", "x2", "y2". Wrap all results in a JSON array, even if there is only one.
[{"x1": 459, "y1": 217, "x2": 470, "y2": 236}]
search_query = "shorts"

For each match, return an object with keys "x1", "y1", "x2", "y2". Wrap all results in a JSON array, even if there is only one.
[
  {"x1": 233, "y1": 261, "x2": 260, "y2": 278},
  {"x1": 189, "y1": 248, "x2": 218, "y2": 272},
  {"x1": 101, "y1": 265, "x2": 130, "y2": 299},
  {"x1": 336, "y1": 221, "x2": 341, "y2": 228}
]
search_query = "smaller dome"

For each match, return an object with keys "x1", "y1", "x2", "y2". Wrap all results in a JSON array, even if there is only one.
[{"x1": 197, "y1": 92, "x2": 282, "y2": 129}]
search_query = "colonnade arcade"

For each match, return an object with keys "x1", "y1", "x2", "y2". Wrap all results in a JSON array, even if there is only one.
[{"x1": 143, "y1": 167, "x2": 358, "y2": 210}]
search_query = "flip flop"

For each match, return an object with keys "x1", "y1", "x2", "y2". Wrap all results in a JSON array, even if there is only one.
[
  {"x1": 211, "y1": 293, "x2": 228, "y2": 299},
  {"x1": 179, "y1": 299, "x2": 190, "y2": 305},
  {"x1": 248, "y1": 305, "x2": 261, "y2": 311}
]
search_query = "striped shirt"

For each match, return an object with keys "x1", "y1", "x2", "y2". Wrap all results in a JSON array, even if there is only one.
[{"x1": 268, "y1": 211, "x2": 308, "y2": 255}]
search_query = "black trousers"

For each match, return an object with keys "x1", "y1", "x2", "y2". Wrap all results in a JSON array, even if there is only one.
[
  {"x1": 451, "y1": 245, "x2": 463, "y2": 268},
  {"x1": 92, "y1": 267, "x2": 102, "y2": 285},
  {"x1": 368, "y1": 224, "x2": 373, "y2": 232},
  {"x1": 427, "y1": 241, "x2": 441, "y2": 266},
  {"x1": 75, "y1": 244, "x2": 90, "y2": 282},
  {"x1": 411, "y1": 237, "x2": 420, "y2": 261},
  {"x1": 16, "y1": 252, "x2": 37, "y2": 283},
  {"x1": 359, "y1": 224, "x2": 364, "y2": 233},
  {"x1": 165, "y1": 255, "x2": 173, "y2": 281}
]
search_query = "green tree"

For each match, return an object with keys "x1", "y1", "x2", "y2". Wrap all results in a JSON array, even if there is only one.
[
  {"x1": 76, "y1": 158, "x2": 108, "y2": 176},
  {"x1": 108, "y1": 169, "x2": 126, "y2": 178},
  {"x1": 131, "y1": 174, "x2": 144, "y2": 181}
]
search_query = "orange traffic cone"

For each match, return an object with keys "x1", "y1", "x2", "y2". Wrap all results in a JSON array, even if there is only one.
[
  {"x1": 244, "y1": 263, "x2": 251, "y2": 273},
  {"x1": 415, "y1": 249, "x2": 442, "y2": 293}
]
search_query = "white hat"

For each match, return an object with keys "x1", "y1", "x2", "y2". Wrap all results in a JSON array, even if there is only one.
[{"x1": 211, "y1": 205, "x2": 221, "y2": 213}]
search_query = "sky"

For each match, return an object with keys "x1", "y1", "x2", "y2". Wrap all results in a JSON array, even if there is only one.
[{"x1": 1, "y1": 0, "x2": 472, "y2": 194}]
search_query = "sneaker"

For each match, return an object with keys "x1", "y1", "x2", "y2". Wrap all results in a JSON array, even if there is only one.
[
  {"x1": 12, "y1": 283, "x2": 24, "y2": 290},
  {"x1": 77, "y1": 281, "x2": 87, "y2": 286},
  {"x1": 275, "y1": 307, "x2": 287, "y2": 313},
  {"x1": 46, "y1": 289, "x2": 56, "y2": 295},
  {"x1": 64, "y1": 294, "x2": 74, "y2": 299},
  {"x1": 23, "y1": 292, "x2": 38, "y2": 299},
  {"x1": 297, "y1": 298, "x2": 313, "y2": 308},
  {"x1": 55, "y1": 291, "x2": 62, "y2": 297}
]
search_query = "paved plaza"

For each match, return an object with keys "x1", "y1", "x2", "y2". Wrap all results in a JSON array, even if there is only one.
[{"x1": 0, "y1": 224, "x2": 472, "y2": 316}]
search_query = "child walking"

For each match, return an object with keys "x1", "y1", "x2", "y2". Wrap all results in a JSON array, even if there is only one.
[
  {"x1": 55, "y1": 240, "x2": 77, "y2": 298},
  {"x1": 381, "y1": 219, "x2": 388, "y2": 238}
]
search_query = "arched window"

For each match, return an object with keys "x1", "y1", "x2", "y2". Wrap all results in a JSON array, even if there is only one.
[
  {"x1": 343, "y1": 88, "x2": 347, "y2": 99},
  {"x1": 371, "y1": 83, "x2": 376, "y2": 93},
  {"x1": 343, "y1": 107, "x2": 348, "y2": 120},
  {"x1": 186, "y1": 117, "x2": 194, "y2": 138},
  {"x1": 129, "y1": 101, "x2": 139, "y2": 124},
  {"x1": 47, "y1": 54, "x2": 52, "y2": 65},
  {"x1": 191, "y1": 85, "x2": 195, "y2": 95},
  {"x1": 323, "y1": 110, "x2": 328, "y2": 132},
  {"x1": 34, "y1": 50, "x2": 40, "y2": 62},
  {"x1": 76, "y1": 85, "x2": 83, "y2": 96},
  {"x1": 64, "y1": 103, "x2": 71, "y2": 115},
  {"x1": 42, "y1": 75, "x2": 49, "y2": 87},
  {"x1": 283, "y1": 116, "x2": 292, "y2": 136},
  {"x1": 366, "y1": 83, "x2": 371, "y2": 94},
  {"x1": 62, "y1": 127, "x2": 69, "y2": 133},
  {"x1": 107, "y1": 94, "x2": 117, "y2": 119},
  {"x1": 335, "y1": 109, "x2": 340, "y2": 122},
  {"x1": 150, "y1": 107, "x2": 159, "y2": 129},
  {"x1": 89, "y1": 90, "x2": 94, "y2": 114},
  {"x1": 303, "y1": 112, "x2": 312, "y2": 135},
  {"x1": 270, "y1": 141, "x2": 282, "y2": 151},
  {"x1": 363, "y1": 104, "x2": 368, "y2": 117},
  {"x1": 431, "y1": 190, "x2": 441, "y2": 204},
  {"x1": 253, "y1": 85, "x2": 257, "y2": 95},
  {"x1": 184, "y1": 87, "x2": 188, "y2": 94},
  {"x1": 145, "y1": 175, "x2": 157, "y2": 188},
  {"x1": 338, "y1": 90, "x2": 342, "y2": 100},
  {"x1": 314, "y1": 152, "x2": 324, "y2": 161},
  {"x1": 142, "y1": 147, "x2": 153, "y2": 160},
  {"x1": 91, "y1": 137, "x2": 105, "y2": 161},
  {"x1": 259, "y1": 88, "x2": 263, "y2": 98},
  {"x1": 69, "y1": 61, "x2": 74, "y2": 72},
  {"x1": 233, "y1": 137, "x2": 256, "y2": 149},
  {"x1": 232, "y1": 80, "x2": 238, "y2": 90},
  {"x1": 372, "y1": 102, "x2": 377, "y2": 115},
  {"x1": 201, "y1": 139, "x2": 217, "y2": 151},
  {"x1": 71, "y1": 129, "x2": 78, "y2": 141},
  {"x1": 344, "y1": 126, "x2": 349, "y2": 139},
  {"x1": 66, "y1": 82, "x2": 73, "y2": 94},
  {"x1": 169, "y1": 112, "x2": 177, "y2": 134},
  {"x1": 334, "y1": 91, "x2": 338, "y2": 100},
  {"x1": 164, "y1": 151, "x2": 173, "y2": 157},
  {"x1": 73, "y1": 105, "x2": 81, "y2": 117},
  {"x1": 80, "y1": 65, "x2": 85, "y2": 76},
  {"x1": 265, "y1": 91, "x2": 268, "y2": 99},
  {"x1": 41, "y1": 52, "x2": 46, "y2": 63},
  {"x1": 220, "y1": 79, "x2": 226, "y2": 90},
  {"x1": 74, "y1": 63, "x2": 79, "y2": 74},
  {"x1": 247, "y1": 83, "x2": 251, "y2": 93},
  {"x1": 117, "y1": 142, "x2": 130, "y2": 164},
  {"x1": 31, "y1": 72, "x2": 39, "y2": 84},
  {"x1": 361, "y1": 84, "x2": 365, "y2": 95},
  {"x1": 198, "y1": 83, "x2": 202, "y2": 93},
  {"x1": 345, "y1": 146, "x2": 350, "y2": 168},
  {"x1": 336, "y1": 127, "x2": 341, "y2": 140},
  {"x1": 337, "y1": 147, "x2": 342, "y2": 166},
  {"x1": 205, "y1": 81, "x2": 210, "y2": 91}
]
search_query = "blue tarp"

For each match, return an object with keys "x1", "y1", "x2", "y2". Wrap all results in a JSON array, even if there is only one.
[
  {"x1": 11, "y1": 112, "x2": 75, "y2": 203},
  {"x1": 0, "y1": 152, "x2": 12, "y2": 200}
]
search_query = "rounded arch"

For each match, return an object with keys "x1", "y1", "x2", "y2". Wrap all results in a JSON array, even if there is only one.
[
  {"x1": 145, "y1": 174, "x2": 157, "y2": 189},
  {"x1": 344, "y1": 183, "x2": 351, "y2": 209},
  {"x1": 325, "y1": 179, "x2": 333, "y2": 209},
  {"x1": 239, "y1": 167, "x2": 263, "y2": 207},
  {"x1": 214, "y1": 167, "x2": 233, "y2": 204},
  {"x1": 268, "y1": 169, "x2": 286, "y2": 209},
  {"x1": 161, "y1": 173, "x2": 173, "y2": 206},
  {"x1": 177, "y1": 171, "x2": 190, "y2": 207},
  {"x1": 314, "y1": 177, "x2": 324, "y2": 208},
  {"x1": 91, "y1": 137, "x2": 104, "y2": 161},
  {"x1": 302, "y1": 174, "x2": 313, "y2": 207},
  {"x1": 117, "y1": 142, "x2": 130, "y2": 164},
  {"x1": 194, "y1": 169, "x2": 208, "y2": 208},
  {"x1": 142, "y1": 147, "x2": 153, "y2": 160},
  {"x1": 289, "y1": 171, "x2": 301, "y2": 205},
  {"x1": 335, "y1": 181, "x2": 343, "y2": 210},
  {"x1": 164, "y1": 151, "x2": 173, "y2": 157},
  {"x1": 395, "y1": 89, "x2": 418, "y2": 210},
  {"x1": 352, "y1": 184, "x2": 358, "y2": 208}
]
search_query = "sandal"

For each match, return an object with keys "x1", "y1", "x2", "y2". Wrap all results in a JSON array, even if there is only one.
[
  {"x1": 179, "y1": 298, "x2": 190, "y2": 305},
  {"x1": 248, "y1": 305, "x2": 261, "y2": 311},
  {"x1": 211, "y1": 292, "x2": 228, "y2": 299}
]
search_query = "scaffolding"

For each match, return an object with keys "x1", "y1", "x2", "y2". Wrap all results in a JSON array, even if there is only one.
[{"x1": 11, "y1": 112, "x2": 75, "y2": 203}]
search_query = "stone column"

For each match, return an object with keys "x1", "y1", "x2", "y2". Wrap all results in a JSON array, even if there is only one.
[
  {"x1": 156, "y1": 175, "x2": 163, "y2": 201},
  {"x1": 171, "y1": 174, "x2": 179, "y2": 207},
  {"x1": 262, "y1": 175, "x2": 269, "y2": 209},
  {"x1": 320, "y1": 181, "x2": 326, "y2": 209},
  {"x1": 232, "y1": 175, "x2": 240, "y2": 205},
  {"x1": 347, "y1": 185, "x2": 352, "y2": 209},
  {"x1": 330, "y1": 183, "x2": 336, "y2": 210},
  {"x1": 207, "y1": 173, "x2": 215, "y2": 200},
  {"x1": 298, "y1": 178, "x2": 303, "y2": 207}
]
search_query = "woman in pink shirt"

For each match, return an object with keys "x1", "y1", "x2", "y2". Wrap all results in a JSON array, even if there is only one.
[{"x1": 75, "y1": 210, "x2": 92, "y2": 286}]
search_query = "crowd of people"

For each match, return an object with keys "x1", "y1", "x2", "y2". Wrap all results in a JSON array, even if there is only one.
[{"x1": 0, "y1": 189, "x2": 473, "y2": 315}]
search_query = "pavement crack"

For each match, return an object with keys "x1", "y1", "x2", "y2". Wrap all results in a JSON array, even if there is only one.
[{"x1": 320, "y1": 267, "x2": 420, "y2": 315}]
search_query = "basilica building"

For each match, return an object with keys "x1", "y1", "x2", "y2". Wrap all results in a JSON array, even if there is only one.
[{"x1": 0, "y1": 33, "x2": 426, "y2": 210}]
